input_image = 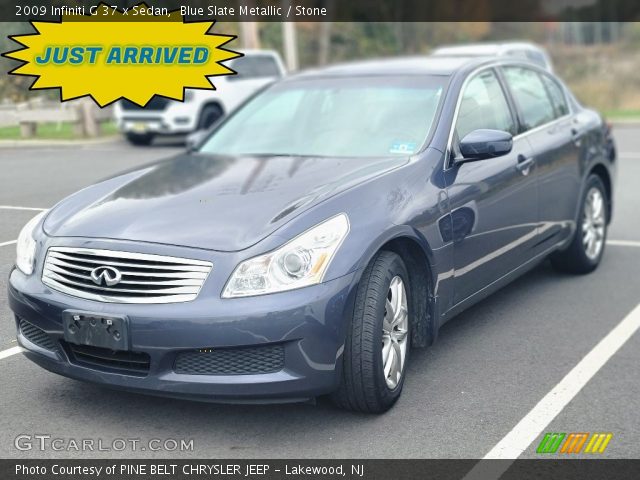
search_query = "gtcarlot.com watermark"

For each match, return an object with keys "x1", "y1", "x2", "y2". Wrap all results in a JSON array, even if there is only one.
[{"x1": 14, "y1": 434, "x2": 194, "y2": 452}]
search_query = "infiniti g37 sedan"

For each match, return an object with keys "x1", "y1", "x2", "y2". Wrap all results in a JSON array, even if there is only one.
[{"x1": 9, "y1": 56, "x2": 616, "y2": 413}]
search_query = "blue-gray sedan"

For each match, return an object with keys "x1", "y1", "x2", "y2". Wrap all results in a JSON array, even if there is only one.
[{"x1": 8, "y1": 56, "x2": 616, "y2": 412}]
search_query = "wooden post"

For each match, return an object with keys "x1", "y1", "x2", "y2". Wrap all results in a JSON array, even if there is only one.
[
  {"x1": 19, "y1": 122, "x2": 37, "y2": 138},
  {"x1": 73, "y1": 103, "x2": 86, "y2": 137},
  {"x1": 78, "y1": 98, "x2": 100, "y2": 137}
]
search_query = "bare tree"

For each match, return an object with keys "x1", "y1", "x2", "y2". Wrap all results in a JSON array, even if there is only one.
[
  {"x1": 281, "y1": 1, "x2": 299, "y2": 71},
  {"x1": 239, "y1": 0, "x2": 260, "y2": 49},
  {"x1": 239, "y1": 22, "x2": 261, "y2": 49},
  {"x1": 317, "y1": 0, "x2": 335, "y2": 65}
]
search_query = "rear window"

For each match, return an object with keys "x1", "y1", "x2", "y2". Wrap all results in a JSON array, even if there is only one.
[
  {"x1": 502, "y1": 66, "x2": 556, "y2": 131},
  {"x1": 541, "y1": 74, "x2": 569, "y2": 118},
  {"x1": 228, "y1": 55, "x2": 281, "y2": 81}
]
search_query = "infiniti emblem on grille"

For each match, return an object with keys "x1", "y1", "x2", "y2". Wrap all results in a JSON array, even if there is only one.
[{"x1": 90, "y1": 266, "x2": 122, "y2": 287}]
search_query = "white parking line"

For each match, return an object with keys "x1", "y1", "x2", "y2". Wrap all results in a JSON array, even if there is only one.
[
  {"x1": 463, "y1": 303, "x2": 640, "y2": 479},
  {"x1": 0, "y1": 346, "x2": 23, "y2": 360},
  {"x1": 0, "y1": 240, "x2": 17, "y2": 247},
  {"x1": 607, "y1": 239, "x2": 640, "y2": 248},
  {"x1": 0, "y1": 205, "x2": 47, "y2": 212},
  {"x1": 487, "y1": 303, "x2": 640, "y2": 460}
]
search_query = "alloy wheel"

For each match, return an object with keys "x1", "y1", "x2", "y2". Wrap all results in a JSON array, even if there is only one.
[
  {"x1": 382, "y1": 276, "x2": 409, "y2": 389},
  {"x1": 582, "y1": 187, "x2": 606, "y2": 260}
]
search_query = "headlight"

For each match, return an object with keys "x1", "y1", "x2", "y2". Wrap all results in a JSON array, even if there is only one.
[
  {"x1": 16, "y1": 211, "x2": 46, "y2": 275},
  {"x1": 222, "y1": 213, "x2": 350, "y2": 298}
]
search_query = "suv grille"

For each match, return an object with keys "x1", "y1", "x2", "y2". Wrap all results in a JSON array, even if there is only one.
[
  {"x1": 64, "y1": 342, "x2": 150, "y2": 376},
  {"x1": 174, "y1": 345, "x2": 285, "y2": 375},
  {"x1": 120, "y1": 97, "x2": 169, "y2": 111},
  {"x1": 42, "y1": 247, "x2": 212, "y2": 304},
  {"x1": 19, "y1": 318, "x2": 57, "y2": 351}
]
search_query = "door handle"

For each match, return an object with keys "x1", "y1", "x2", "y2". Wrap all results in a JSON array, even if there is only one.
[{"x1": 516, "y1": 154, "x2": 534, "y2": 175}]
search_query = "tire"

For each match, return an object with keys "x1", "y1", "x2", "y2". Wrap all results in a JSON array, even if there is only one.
[
  {"x1": 551, "y1": 174, "x2": 608, "y2": 274},
  {"x1": 198, "y1": 104, "x2": 223, "y2": 130},
  {"x1": 125, "y1": 132, "x2": 154, "y2": 146},
  {"x1": 331, "y1": 251, "x2": 411, "y2": 413}
]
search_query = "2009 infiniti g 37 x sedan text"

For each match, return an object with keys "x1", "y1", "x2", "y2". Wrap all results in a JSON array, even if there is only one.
[{"x1": 9, "y1": 56, "x2": 616, "y2": 413}]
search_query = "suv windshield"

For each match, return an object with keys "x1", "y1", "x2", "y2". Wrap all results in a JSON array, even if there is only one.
[
  {"x1": 228, "y1": 55, "x2": 282, "y2": 81},
  {"x1": 199, "y1": 75, "x2": 447, "y2": 158}
]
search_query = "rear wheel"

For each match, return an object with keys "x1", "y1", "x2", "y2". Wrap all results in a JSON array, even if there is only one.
[
  {"x1": 331, "y1": 251, "x2": 411, "y2": 413},
  {"x1": 551, "y1": 174, "x2": 608, "y2": 274},
  {"x1": 125, "y1": 132, "x2": 154, "y2": 146}
]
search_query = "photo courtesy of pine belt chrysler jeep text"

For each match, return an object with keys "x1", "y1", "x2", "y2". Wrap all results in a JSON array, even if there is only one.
[{"x1": 9, "y1": 55, "x2": 616, "y2": 413}]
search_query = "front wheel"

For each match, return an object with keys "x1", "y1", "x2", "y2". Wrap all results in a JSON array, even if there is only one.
[
  {"x1": 551, "y1": 174, "x2": 608, "y2": 274},
  {"x1": 198, "y1": 104, "x2": 223, "y2": 130},
  {"x1": 331, "y1": 251, "x2": 411, "y2": 413}
]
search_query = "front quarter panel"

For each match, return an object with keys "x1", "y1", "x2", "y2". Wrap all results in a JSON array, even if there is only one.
[{"x1": 267, "y1": 148, "x2": 452, "y2": 308}]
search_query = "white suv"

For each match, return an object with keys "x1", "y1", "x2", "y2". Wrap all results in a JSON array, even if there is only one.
[{"x1": 114, "y1": 50, "x2": 286, "y2": 145}]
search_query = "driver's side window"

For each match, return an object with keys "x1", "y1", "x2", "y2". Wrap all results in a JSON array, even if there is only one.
[{"x1": 455, "y1": 69, "x2": 516, "y2": 141}]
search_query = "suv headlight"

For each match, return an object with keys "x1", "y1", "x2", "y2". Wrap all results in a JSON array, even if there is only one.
[
  {"x1": 222, "y1": 214, "x2": 350, "y2": 298},
  {"x1": 16, "y1": 211, "x2": 46, "y2": 276}
]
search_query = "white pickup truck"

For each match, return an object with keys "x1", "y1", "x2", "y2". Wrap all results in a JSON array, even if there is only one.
[{"x1": 114, "y1": 50, "x2": 286, "y2": 145}]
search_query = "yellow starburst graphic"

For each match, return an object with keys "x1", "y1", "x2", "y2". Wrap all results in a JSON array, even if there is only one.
[{"x1": 2, "y1": 3, "x2": 241, "y2": 107}]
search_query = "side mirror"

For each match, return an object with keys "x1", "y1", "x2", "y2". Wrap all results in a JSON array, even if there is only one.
[
  {"x1": 458, "y1": 129, "x2": 513, "y2": 162},
  {"x1": 185, "y1": 129, "x2": 209, "y2": 152}
]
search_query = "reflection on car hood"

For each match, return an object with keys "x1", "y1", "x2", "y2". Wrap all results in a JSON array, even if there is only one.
[{"x1": 44, "y1": 153, "x2": 407, "y2": 251}]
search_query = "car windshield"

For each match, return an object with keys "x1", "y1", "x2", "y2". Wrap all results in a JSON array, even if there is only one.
[{"x1": 199, "y1": 75, "x2": 447, "y2": 158}]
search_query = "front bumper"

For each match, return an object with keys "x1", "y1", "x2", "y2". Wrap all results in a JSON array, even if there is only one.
[
  {"x1": 115, "y1": 103, "x2": 199, "y2": 135},
  {"x1": 8, "y1": 263, "x2": 359, "y2": 403},
  {"x1": 117, "y1": 116, "x2": 195, "y2": 135}
]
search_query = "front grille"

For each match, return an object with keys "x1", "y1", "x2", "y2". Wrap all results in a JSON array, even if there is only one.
[
  {"x1": 64, "y1": 342, "x2": 150, "y2": 376},
  {"x1": 120, "y1": 97, "x2": 169, "y2": 111},
  {"x1": 42, "y1": 247, "x2": 212, "y2": 304},
  {"x1": 174, "y1": 345, "x2": 285, "y2": 375},
  {"x1": 19, "y1": 318, "x2": 57, "y2": 351}
]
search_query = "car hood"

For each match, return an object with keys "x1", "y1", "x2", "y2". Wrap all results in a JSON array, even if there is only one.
[{"x1": 44, "y1": 153, "x2": 407, "y2": 251}]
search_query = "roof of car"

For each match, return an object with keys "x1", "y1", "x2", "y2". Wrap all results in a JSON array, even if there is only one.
[
  {"x1": 432, "y1": 42, "x2": 545, "y2": 56},
  {"x1": 289, "y1": 55, "x2": 495, "y2": 80},
  {"x1": 235, "y1": 49, "x2": 280, "y2": 57}
]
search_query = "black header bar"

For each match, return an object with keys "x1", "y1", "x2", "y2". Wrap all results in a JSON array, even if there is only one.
[{"x1": 2, "y1": 0, "x2": 640, "y2": 22}]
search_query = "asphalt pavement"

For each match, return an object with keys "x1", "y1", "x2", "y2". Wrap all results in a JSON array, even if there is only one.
[{"x1": 0, "y1": 129, "x2": 638, "y2": 459}]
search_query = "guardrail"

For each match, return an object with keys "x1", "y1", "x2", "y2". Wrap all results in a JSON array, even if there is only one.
[{"x1": 0, "y1": 99, "x2": 113, "y2": 138}]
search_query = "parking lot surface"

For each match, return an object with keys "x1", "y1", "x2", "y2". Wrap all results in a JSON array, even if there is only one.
[{"x1": 0, "y1": 129, "x2": 638, "y2": 459}]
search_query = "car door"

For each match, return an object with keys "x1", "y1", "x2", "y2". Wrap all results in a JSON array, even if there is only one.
[
  {"x1": 445, "y1": 68, "x2": 537, "y2": 305},
  {"x1": 501, "y1": 66, "x2": 580, "y2": 252}
]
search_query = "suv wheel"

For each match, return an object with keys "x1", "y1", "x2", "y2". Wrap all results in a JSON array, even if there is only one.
[
  {"x1": 198, "y1": 104, "x2": 223, "y2": 130},
  {"x1": 551, "y1": 174, "x2": 608, "y2": 274},
  {"x1": 331, "y1": 251, "x2": 411, "y2": 413}
]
